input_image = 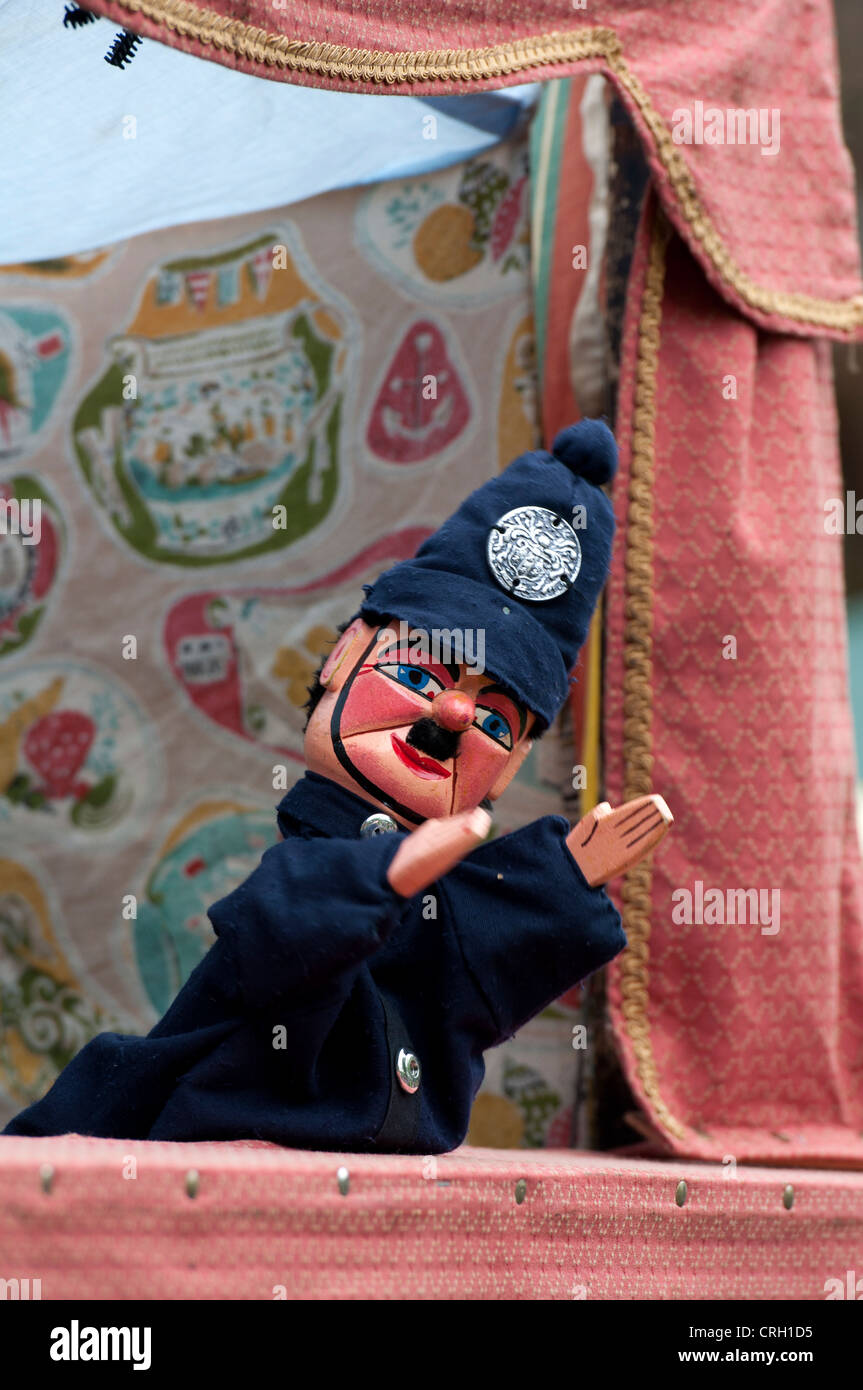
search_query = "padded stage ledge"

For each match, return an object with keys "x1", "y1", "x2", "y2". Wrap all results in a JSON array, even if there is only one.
[{"x1": 1, "y1": 1136, "x2": 862, "y2": 1300}]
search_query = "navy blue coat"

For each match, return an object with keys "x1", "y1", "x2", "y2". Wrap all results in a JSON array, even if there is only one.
[{"x1": 3, "y1": 773, "x2": 625, "y2": 1152}]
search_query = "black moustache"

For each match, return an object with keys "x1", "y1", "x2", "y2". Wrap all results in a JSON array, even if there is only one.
[{"x1": 405, "y1": 717, "x2": 461, "y2": 763}]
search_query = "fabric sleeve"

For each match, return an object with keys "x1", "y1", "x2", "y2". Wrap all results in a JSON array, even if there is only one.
[
  {"x1": 442, "y1": 815, "x2": 626, "y2": 1043},
  {"x1": 207, "y1": 832, "x2": 409, "y2": 1011}
]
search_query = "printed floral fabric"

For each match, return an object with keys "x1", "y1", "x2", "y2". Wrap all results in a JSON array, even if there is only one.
[{"x1": 0, "y1": 131, "x2": 586, "y2": 1147}]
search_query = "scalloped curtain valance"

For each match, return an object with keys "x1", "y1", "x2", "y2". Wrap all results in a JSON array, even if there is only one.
[{"x1": 82, "y1": 0, "x2": 863, "y2": 340}]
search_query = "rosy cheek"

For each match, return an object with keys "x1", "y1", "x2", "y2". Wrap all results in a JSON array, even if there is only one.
[
  {"x1": 451, "y1": 727, "x2": 511, "y2": 809},
  {"x1": 339, "y1": 671, "x2": 430, "y2": 735}
]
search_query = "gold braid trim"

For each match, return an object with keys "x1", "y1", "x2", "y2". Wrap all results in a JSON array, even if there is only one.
[
  {"x1": 620, "y1": 207, "x2": 687, "y2": 1142},
  {"x1": 96, "y1": 1, "x2": 863, "y2": 334},
  {"x1": 104, "y1": 2, "x2": 619, "y2": 78},
  {"x1": 601, "y1": 53, "x2": 862, "y2": 335}
]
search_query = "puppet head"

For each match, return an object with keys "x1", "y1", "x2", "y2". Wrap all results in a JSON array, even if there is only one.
[{"x1": 304, "y1": 419, "x2": 617, "y2": 826}]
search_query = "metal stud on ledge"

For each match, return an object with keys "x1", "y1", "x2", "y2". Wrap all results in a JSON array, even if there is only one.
[
  {"x1": 39, "y1": 1162, "x2": 54, "y2": 1195},
  {"x1": 783, "y1": 1184, "x2": 795, "y2": 1210},
  {"x1": 337, "y1": 1166, "x2": 350, "y2": 1196},
  {"x1": 185, "y1": 1169, "x2": 200, "y2": 1199},
  {"x1": 675, "y1": 1180, "x2": 688, "y2": 1207},
  {"x1": 514, "y1": 1178, "x2": 527, "y2": 1204}
]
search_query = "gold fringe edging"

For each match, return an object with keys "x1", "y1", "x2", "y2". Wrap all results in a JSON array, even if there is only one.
[{"x1": 619, "y1": 206, "x2": 687, "y2": 1142}]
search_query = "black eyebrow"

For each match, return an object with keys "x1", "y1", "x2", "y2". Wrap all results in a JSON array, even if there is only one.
[
  {"x1": 478, "y1": 683, "x2": 527, "y2": 738},
  {"x1": 375, "y1": 652, "x2": 460, "y2": 683}
]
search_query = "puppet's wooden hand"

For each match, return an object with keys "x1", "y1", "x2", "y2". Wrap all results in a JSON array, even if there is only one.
[
  {"x1": 387, "y1": 807, "x2": 491, "y2": 899},
  {"x1": 567, "y1": 794, "x2": 672, "y2": 887}
]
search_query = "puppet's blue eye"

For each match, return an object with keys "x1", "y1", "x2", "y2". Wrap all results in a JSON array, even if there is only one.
[
  {"x1": 375, "y1": 663, "x2": 443, "y2": 698},
  {"x1": 476, "y1": 708, "x2": 513, "y2": 749},
  {"x1": 397, "y1": 665, "x2": 432, "y2": 692}
]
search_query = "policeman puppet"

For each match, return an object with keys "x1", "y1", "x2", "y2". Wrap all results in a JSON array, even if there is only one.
[{"x1": 4, "y1": 419, "x2": 670, "y2": 1151}]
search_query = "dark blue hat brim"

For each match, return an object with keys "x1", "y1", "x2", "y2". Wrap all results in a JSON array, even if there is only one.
[{"x1": 358, "y1": 566, "x2": 573, "y2": 729}]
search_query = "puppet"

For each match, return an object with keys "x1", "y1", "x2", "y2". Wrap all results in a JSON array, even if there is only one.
[{"x1": 4, "y1": 418, "x2": 670, "y2": 1152}]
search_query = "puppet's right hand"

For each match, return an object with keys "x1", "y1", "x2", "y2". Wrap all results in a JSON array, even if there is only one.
[
  {"x1": 387, "y1": 807, "x2": 491, "y2": 899},
  {"x1": 567, "y1": 794, "x2": 672, "y2": 886}
]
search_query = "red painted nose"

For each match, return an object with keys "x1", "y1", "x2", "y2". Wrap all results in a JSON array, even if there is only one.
[{"x1": 431, "y1": 689, "x2": 475, "y2": 732}]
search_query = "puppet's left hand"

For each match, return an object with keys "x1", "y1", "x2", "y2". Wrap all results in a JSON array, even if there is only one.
[
  {"x1": 388, "y1": 807, "x2": 491, "y2": 900},
  {"x1": 568, "y1": 794, "x2": 672, "y2": 887}
]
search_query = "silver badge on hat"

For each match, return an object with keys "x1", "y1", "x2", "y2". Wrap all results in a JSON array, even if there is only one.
[{"x1": 486, "y1": 506, "x2": 582, "y2": 602}]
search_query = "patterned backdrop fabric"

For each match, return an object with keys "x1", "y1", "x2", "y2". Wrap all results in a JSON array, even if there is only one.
[{"x1": 0, "y1": 130, "x2": 589, "y2": 1146}]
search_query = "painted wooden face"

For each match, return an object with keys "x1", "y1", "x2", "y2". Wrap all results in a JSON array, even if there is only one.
[{"x1": 304, "y1": 620, "x2": 534, "y2": 826}]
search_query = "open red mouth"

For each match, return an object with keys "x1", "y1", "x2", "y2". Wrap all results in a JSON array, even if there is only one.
[{"x1": 390, "y1": 733, "x2": 452, "y2": 781}]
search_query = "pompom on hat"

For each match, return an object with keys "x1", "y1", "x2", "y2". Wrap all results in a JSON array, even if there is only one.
[{"x1": 358, "y1": 418, "x2": 618, "y2": 729}]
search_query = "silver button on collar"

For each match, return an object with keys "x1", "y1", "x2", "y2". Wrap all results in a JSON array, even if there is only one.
[
  {"x1": 396, "y1": 1048, "x2": 421, "y2": 1094},
  {"x1": 360, "y1": 812, "x2": 399, "y2": 837}
]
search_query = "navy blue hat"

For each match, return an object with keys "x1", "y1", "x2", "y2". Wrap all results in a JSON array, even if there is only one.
[{"x1": 358, "y1": 418, "x2": 617, "y2": 730}]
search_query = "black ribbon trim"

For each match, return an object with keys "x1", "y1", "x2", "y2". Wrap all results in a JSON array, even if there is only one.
[{"x1": 375, "y1": 989, "x2": 420, "y2": 1152}]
